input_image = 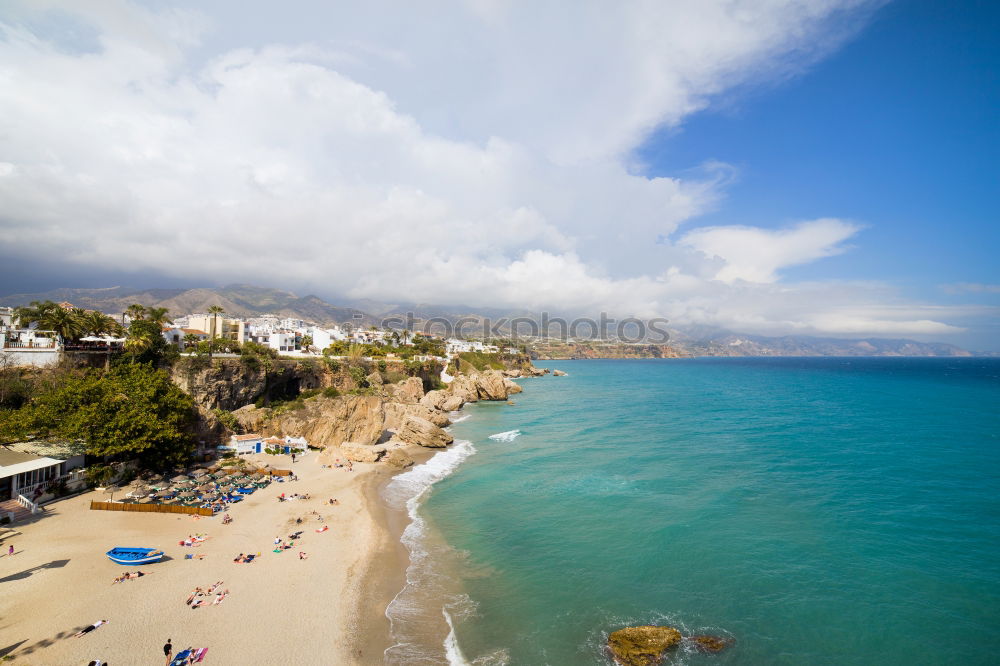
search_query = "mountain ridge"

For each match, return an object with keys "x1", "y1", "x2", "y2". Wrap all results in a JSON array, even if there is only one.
[{"x1": 0, "y1": 284, "x2": 981, "y2": 357}]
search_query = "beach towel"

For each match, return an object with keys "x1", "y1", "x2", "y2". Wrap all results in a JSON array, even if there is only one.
[
  {"x1": 316, "y1": 525, "x2": 329, "y2": 532},
  {"x1": 193, "y1": 647, "x2": 208, "y2": 662},
  {"x1": 171, "y1": 650, "x2": 191, "y2": 665}
]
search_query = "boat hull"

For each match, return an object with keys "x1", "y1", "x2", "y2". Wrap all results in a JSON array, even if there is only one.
[{"x1": 106, "y1": 548, "x2": 163, "y2": 565}]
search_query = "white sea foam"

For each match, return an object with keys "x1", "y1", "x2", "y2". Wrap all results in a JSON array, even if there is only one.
[
  {"x1": 443, "y1": 607, "x2": 469, "y2": 666},
  {"x1": 487, "y1": 429, "x2": 521, "y2": 442},
  {"x1": 384, "y1": 439, "x2": 478, "y2": 664},
  {"x1": 449, "y1": 413, "x2": 472, "y2": 424}
]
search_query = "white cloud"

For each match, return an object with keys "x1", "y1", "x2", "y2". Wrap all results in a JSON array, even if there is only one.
[
  {"x1": 0, "y1": 0, "x2": 983, "y2": 341},
  {"x1": 677, "y1": 218, "x2": 861, "y2": 283}
]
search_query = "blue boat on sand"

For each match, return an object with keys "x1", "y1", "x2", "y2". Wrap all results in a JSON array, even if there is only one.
[{"x1": 106, "y1": 547, "x2": 164, "y2": 565}]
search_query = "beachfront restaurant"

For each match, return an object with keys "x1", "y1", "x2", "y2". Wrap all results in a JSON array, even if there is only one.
[{"x1": 0, "y1": 442, "x2": 84, "y2": 503}]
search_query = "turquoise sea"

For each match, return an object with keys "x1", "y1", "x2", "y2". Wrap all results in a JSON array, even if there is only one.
[{"x1": 385, "y1": 358, "x2": 1000, "y2": 665}]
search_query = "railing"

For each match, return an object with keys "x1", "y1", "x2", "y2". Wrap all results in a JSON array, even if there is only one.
[
  {"x1": 3, "y1": 339, "x2": 59, "y2": 349},
  {"x1": 17, "y1": 494, "x2": 40, "y2": 514}
]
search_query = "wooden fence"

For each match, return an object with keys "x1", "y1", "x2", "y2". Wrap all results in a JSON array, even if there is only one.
[
  {"x1": 270, "y1": 469, "x2": 292, "y2": 476},
  {"x1": 90, "y1": 501, "x2": 213, "y2": 517}
]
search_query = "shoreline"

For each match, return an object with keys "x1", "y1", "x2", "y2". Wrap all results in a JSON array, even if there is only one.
[{"x1": 350, "y1": 444, "x2": 438, "y2": 664}]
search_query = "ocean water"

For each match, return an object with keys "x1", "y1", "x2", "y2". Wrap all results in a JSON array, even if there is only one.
[{"x1": 387, "y1": 358, "x2": 1000, "y2": 665}]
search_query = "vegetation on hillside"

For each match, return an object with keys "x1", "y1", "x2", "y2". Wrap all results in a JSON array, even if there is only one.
[{"x1": 0, "y1": 363, "x2": 197, "y2": 468}]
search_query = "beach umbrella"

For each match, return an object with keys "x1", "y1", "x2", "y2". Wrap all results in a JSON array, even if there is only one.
[
  {"x1": 192, "y1": 469, "x2": 208, "y2": 477},
  {"x1": 196, "y1": 483, "x2": 214, "y2": 492},
  {"x1": 171, "y1": 474, "x2": 189, "y2": 483}
]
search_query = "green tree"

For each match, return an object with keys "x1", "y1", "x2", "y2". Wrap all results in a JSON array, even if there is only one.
[
  {"x1": 124, "y1": 303, "x2": 147, "y2": 322},
  {"x1": 39, "y1": 305, "x2": 84, "y2": 342},
  {"x1": 207, "y1": 305, "x2": 225, "y2": 359},
  {"x1": 182, "y1": 333, "x2": 200, "y2": 350},
  {"x1": 145, "y1": 307, "x2": 173, "y2": 328},
  {"x1": 1, "y1": 364, "x2": 196, "y2": 468},
  {"x1": 300, "y1": 335, "x2": 313, "y2": 352}
]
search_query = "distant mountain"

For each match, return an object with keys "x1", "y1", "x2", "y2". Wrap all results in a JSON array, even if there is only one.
[
  {"x1": 0, "y1": 284, "x2": 378, "y2": 326},
  {"x1": 675, "y1": 331, "x2": 972, "y2": 357},
  {"x1": 0, "y1": 284, "x2": 975, "y2": 356}
]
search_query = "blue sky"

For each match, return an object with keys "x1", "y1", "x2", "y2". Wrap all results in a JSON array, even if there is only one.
[
  {"x1": 0, "y1": 1, "x2": 997, "y2": 349},
  {"x1": 641, "y1": 0, "x2": 999, "y2": 298}
]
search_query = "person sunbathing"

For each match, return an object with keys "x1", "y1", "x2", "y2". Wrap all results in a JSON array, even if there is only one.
[
  {"x1": 127, "y1": 570, "x2": 150, "y2": 579},
  {"x1": 233, "y1": 553, "x2": 244, "y2": 563},
  {"x1": 185, "y1": 587, "x2": 202, "y2": 604},
  {"x1": 111, "y1": 572, "x2": 128, "y2": 584},
  {"x1": 299, "y1": 551, "x2": 308, "y2": 559},
  {"x1": 212, "y1": 589, "x2": 229, "y2": 605},
  {"x1": 190, "y1": 598, "x2": 205, "y2": 609}
]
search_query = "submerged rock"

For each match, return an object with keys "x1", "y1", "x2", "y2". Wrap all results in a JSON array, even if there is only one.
[
  {"x1": 607, "y1": 626, "x2": 682, "y2": 666},
  {"x1": 688, "y1": 635, "x2": 733, "y2": 653}
]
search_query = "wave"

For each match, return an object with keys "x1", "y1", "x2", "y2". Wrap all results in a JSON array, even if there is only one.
[
  {"x1": 487, "y1": 429, "x2": 521, "y2": 442},
  {"x1": 384, "y1": 440, "x2": 478, "y2": 665},
  {"x1": 449, "y1": 413, "x2": 472, "y2": 424}
]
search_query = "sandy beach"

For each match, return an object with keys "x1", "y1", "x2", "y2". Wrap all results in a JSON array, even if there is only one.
[{"x1": 0, "y1": 449, "x2": 417, "y2": 665}]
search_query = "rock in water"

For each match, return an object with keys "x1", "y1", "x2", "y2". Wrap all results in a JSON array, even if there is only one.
[
  {"x1": 607, "y1": 626, "x2": 682, "y2": 666},
  {"x1": 440, "y1": 395, "x2": 465, "y2": 412},
  {"x1": 397, "y1": 416, "x2": 454, "y2": 448},
  {"x1": 688, "y1": 635, "x2": 733, "y2": 653},
  {"x1": 552, "y1": 369, "x2": 568, "y2": 376}
]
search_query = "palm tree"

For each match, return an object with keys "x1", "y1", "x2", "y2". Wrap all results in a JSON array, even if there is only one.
[
  {"x1": 124, "y1": 303, "x2": 147, "y2": 322},
  {"x1": 123, "y1": 332, "x2": 152, "y2": 359},
  {"x1": 14, "y1": 300, "x2": 59, "y2": 328},
  {"x1": 79, "y1": 310, "x2": 115, "y2": 336},
  {"x1": 183, "y1": 333, "x2": 200, "y2": 350},
  {"x1": 206, "y1": 305, "x2": 225, "y2": 359},
  {"x1": 146, "y1": 307, "x2": 173, "y2": 328},
  {"x1": 39, "y1": 306, "x2": 83, "y2": 342}
]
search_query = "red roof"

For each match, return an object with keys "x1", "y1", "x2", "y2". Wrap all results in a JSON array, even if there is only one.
[{"x1": 233, "y1": 434, "x2": 262, "y2": 441}]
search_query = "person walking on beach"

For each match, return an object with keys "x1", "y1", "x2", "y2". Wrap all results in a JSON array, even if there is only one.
[
  {"x1": 74, "y1": 620, "x2": 109, "y2": 637},
  {"x1": 8, "y1": 543, "x2": 14, "y2": 556},
  {"x1": 163, "y1": 638, "x2": 173, "y2": 662},
  {"x1": 291, "y1": 452, "x2": 296, "y2": 463}
]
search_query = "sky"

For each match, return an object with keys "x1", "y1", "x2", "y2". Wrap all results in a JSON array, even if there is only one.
[{"x1": 0, "y1": 0, "x2": 997, "y2": 349}]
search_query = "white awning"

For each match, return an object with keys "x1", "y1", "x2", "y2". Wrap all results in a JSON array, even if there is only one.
[{"x1": 0, "y1": 457, "x2": 63, "y2": 479}]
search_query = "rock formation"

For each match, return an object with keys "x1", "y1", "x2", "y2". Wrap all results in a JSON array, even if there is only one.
[
  {"x1": 384, "y1": 448, "x2": 415, "y2": 468},
  {"x1": 384, "y1": 402, "x2": 451, "y2": 430},
  {"x1": 606, "y1": 626, "x2": 682, "y2": 666},
  {"x1": 688, "y1": 635, "x2": 733, "y2": 653},
  {"x1": 397, "y1": 415, "x2": 454, "y2": 448},
  {"x1": 336, "y1": 443, "x2": 387, "y2": 463},
  {"x1": 385, "y1": 376, "x2": 425, "y2": 404},
  {"x1": 448, "y1": 370, "x2": 523, "y2": 402},
  {"x1": 552, "y1": 369, "x2": 567, "y2": 376}
]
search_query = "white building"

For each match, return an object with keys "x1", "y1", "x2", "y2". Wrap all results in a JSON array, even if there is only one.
[
  {"x1": 0, "y1": 441, "x2": 86, "y2": 508},
  {"x1": 162, "y1": 327, "x2": 209, "y2": 348},
  {"x1": 0, "y1": 329, "x2": 62, "y2": 367},
  {"x1": 224, "y1": 434, "x2": 264, "y2": 455},
  {"x1": 267, "y1": 331, "x2": 299, "y2": 353},
  {"x1": 445, "y1": 338, "x2": 499, "y2": 355}
]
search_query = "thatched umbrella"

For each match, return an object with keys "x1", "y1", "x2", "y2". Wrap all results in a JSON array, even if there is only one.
[
  {"x1": 103, "y1": 484, "x2": 120, "y2": 502},
  {"x1": 196, "y1": 483, "x2": 214, "y2": 493},
  {"x1": 192, "y1": 469, "x2": 209, "y2": 478},
  {"x1": 171, "y1": 474, "x2": 189, "y2": 483}
]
